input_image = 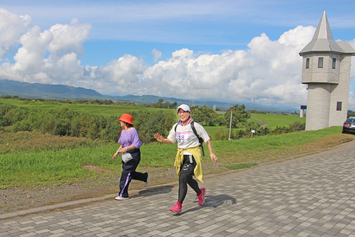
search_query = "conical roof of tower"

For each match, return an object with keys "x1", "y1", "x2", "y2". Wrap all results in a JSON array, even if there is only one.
[{"x1": 299, "y1": 11, "x2": 345, "y2": 55}]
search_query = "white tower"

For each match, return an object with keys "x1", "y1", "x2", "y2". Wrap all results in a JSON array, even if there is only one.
[{"x1": 299, "y1": 11, "x2": 355, "y2": 131}]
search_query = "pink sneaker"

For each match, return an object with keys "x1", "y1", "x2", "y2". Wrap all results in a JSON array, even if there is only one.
[
  {"x1": 197, "y1": 188, "x2": 205, "y2": 205},
  {"x1": 169, "y1": 203, "x2": 182, "y2": 213}
]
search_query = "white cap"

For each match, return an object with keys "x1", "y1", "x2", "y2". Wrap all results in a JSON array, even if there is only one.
[{"x1": 177, "y1": 104, "x2": 190, "y2": 112}]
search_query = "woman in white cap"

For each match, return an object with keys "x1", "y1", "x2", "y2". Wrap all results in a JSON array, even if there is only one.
[{"x1": 154, "y1": 104, "x2": 218, "y2": 213}]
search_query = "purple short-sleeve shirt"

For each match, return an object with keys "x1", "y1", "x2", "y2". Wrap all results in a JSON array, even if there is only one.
[{"x1": 118, "y1": 128, "x2": 142, "y2": 149}]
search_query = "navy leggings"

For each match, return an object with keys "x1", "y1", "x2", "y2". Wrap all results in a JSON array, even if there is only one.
[
  {"x1": 178, "y1": 155, "x2": 201, "y2": 204},
  {"x1": 119, "y1": 149, "x2": 148, "y2": 198}
]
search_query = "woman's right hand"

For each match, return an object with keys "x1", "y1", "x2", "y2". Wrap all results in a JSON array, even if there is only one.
[
  {"x1": 154, "y1": 133, "x2": 163, "y2": 142},
  {"x1": 112, "y1": 149, "x2": 121, "y2": 160}
]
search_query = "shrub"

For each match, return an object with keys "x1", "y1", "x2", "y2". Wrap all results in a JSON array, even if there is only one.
[
  {"x1": 191, "y1": 105, "x2": 219, "y2": 126},
  {"x1": 212, "y1": 128, "x2": 229, "y2": 140},
  {"x1": 2, "y1": 106, "x2": 30, "y2": 126},
  {"x1": 289, "y1": 121, "x2": 305, "y2": 131},
  {"x1": 129, "y1": 110, "x2": 175, "y2": 143},
  {"x1": 12, "y1": 119, "x2": 33, "y2": 133}
]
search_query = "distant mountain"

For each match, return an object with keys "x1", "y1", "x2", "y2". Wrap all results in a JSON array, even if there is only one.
[
  {"x1": 0, "y1": 79, "x2": 105, "y2": 100},
  {"x1": 0, "y1": 79, "x2": 296, "y2": 112}
]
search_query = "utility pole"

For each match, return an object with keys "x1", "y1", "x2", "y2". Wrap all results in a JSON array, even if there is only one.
[{"x1": 229, "y1": 109, "x2": 233, "y2": 140}]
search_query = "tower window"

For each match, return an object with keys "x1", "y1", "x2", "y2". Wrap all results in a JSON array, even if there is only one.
[
  {"x1": 337, "y1": 102, "x2": 342, "y2": 111},
  {"x1": 332, "y1": 58, "x2": 336, "y2": 69},
  {"x1": 306, "y1": 58, "x2": 310, "y2": 69},
  {"x1": 318, "y1": 57, "x2": 323, "y2": 68}
]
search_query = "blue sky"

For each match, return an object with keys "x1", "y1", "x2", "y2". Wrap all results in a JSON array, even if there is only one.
[{"x1": 1, "y1": 0, "x2": 355, "y2": 110}]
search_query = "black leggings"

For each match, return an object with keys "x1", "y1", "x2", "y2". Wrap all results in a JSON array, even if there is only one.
[{"x1": 178, "y1": 155, "x2": 201, "y2": 204}]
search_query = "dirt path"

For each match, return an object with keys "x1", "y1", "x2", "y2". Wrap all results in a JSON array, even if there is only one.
[{"x1": 251, "y1": 116, "x2": 269, "y2": 127}]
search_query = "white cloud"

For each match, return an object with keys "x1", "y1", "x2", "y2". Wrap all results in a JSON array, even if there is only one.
[
  {"x1": 138, "y1": 26, "x2": 315, "y2": 107},
  {"x1": 13, "y1": 26, "x2": 53, "y2": 74},
  {"x1": 1, "y1": 8, "x2": 355, "y2": 110},
  {"x1": 91, "y1": 55, "x2": 147, "y2": 94},
  {"x1": 0, "y1": 8, "x2": 31, "y2": 60},
  {"x1": 48, "y1": 18, "x2": 91, "y2": 58}
]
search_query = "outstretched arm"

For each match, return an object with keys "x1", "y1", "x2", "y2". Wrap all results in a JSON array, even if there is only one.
[
  {"x1": 154, "y1": 133, "x2": 173, "y2": 144},
  {"x1": 206, "y1": 140, "x2": 218, "y2": 163}
]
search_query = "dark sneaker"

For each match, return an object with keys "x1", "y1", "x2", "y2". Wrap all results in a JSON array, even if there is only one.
[
  {"x1": 169, "y1": 203, "x2": 182, "y2": 213},
  {"x1": 197, "y1": 188, "x2": 205, "y2": 205}
]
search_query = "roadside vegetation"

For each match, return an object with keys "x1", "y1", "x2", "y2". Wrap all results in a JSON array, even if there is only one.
[
  {"x1": 0, "y1": 96, "x2": 352, "y2": 191},
  {"x1": 0, "y1": 97, "x2": 306, "y2": 142},
  {"x1": 0, "y1": 126, "x2": 351, "y2": 189}
]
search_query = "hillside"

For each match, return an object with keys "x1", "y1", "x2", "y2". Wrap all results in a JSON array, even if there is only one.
[
  {"x1": 0, "y1": 79, "x2": 294, "y2": 112},
  {"x1": 0, "y1": 79, "x2": 105, "y2": 100},
  {"x1": 0, "y1": 79, "x2": 237, "y2": 110}
]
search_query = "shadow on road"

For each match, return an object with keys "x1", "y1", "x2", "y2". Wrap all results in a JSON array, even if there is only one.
[
  {"x1": 204, "y1": 194, "x2": 237, "y2": 207},
  {"x1": 176, "y1": 194, "x2": 237, "y2": 215},
  {"x1": 137, "y1": 185, "x2": 174, "y2": 197}
]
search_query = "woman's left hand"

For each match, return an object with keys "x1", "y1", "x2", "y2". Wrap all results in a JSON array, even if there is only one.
[
  {"x1": 210, "y1": 153, "x2": 218, "y2": 163},
  {"x1": 120, "y1": 147, "x2": 128, "y2": 154}
]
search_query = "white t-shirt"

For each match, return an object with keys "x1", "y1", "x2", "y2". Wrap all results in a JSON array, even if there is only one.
[{"x1": 167, "y1": 122, "x2": 210, "y2": 150}]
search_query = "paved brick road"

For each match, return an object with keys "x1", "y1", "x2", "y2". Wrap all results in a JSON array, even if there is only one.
[{"x1": 1, "y1": 140, "x2": 355, "y2": 236}]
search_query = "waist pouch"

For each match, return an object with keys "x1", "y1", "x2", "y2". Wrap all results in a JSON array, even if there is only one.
[{"x1": 121, "y1": 152, "x2": 133, "y2": 163}]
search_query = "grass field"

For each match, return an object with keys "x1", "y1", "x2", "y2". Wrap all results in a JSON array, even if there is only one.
[
  {"x1": 0, "y1": 98, "x2": 176, "y2": 117},
  {"x1": 203, "y1": 113, "x2": 305, "y2": 136},
  {"x1": 1, "y1": 126, "x2": 352, "y2": 189},
  {"x1": 1, "y1": 98, "x2": 341, "y2": 191},
  {"x1": 251, "y1": 113, "x2": 306, "y2": 129}
]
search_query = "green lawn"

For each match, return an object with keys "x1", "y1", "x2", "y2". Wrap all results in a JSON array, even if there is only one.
[
  {"x1": 204, "y1": 113, "x2": 305, "y2": 136},
  {"x1": 251, "y1": 113, "x2": 306, "y2": 129},
  {"x1": 0, "y1": 126, "x2": 349, "y2": 189}
]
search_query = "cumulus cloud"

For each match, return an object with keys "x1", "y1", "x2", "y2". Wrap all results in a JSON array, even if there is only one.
[
  {"x1": 48, "y1": 18, "x2": 91, "y2": 58},
  {"x1": 0, "y1": 9, "x2": 148, "y2": 94},
  {"x1": 13, "y1": 26, "x2": 53, "y2": 74},
  {"x1": 0, "y1": 14, "x2": 94, "y2": 84},
  {"x1": 1, "y1": 8, "x2": 355, "y2": 110},
  {"x1": 138, "y1": 26, "x2": 315, "y2": 107},
  {"x1": 0, "y1": 8, "x2": 31, "y2": 60}
]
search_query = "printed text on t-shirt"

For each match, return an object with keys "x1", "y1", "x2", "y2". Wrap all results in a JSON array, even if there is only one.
[{"x1": 177, "y1": 131, "x2": 190, "y2": 144}]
